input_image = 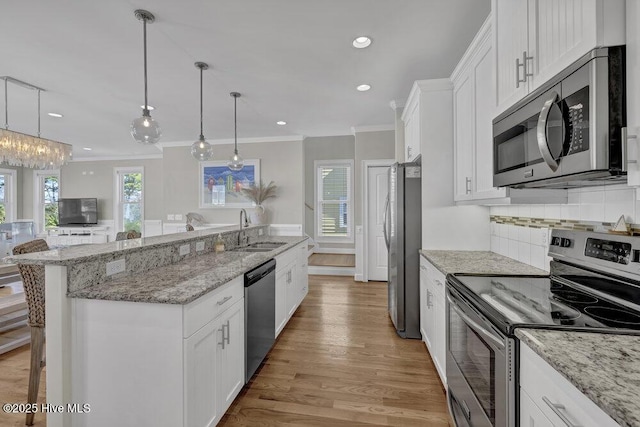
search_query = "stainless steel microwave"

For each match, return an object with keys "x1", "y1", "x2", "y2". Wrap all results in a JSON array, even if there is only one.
[{"x1": 493, "y1": 46, "x2": 626, "y2": 188}]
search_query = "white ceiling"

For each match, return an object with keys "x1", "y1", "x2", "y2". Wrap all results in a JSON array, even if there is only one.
[{"x1": 0, "y1": 0, "x2": 490, "y2": 159}]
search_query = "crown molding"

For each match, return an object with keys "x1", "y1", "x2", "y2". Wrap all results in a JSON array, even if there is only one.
[
  {"x1": 350, "y1": 124, "x2": 395, "y2": 135},
  {"x1": 159, "y1": 135, "x2": 305, "y2": 147},
  {"x1": 389, "y1": 100, "x2": 405, "y2": 111},
  {"x1": 69, "y1": 154, "x2": 164, "y2": 162}
]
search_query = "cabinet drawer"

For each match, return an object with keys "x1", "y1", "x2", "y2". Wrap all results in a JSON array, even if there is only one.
[
  {"x1": 422, "y1": 257, "x2": 446, "y2": 297},
  {"x1": 520, "y1": 343, "x2": 618, "y2": 427},
  {"x1": 183, "y1": 276, "x2": 244, "y2": 338},
  {"x1": 275, "y1": 247, "x2": 297, "y2": 274}
]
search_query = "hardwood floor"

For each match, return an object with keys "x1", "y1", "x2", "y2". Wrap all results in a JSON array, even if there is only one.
[
  {"x1": 220, "y1": 275, "x2": 452, "y2": 426},
  {"x1": 0, "y1": 275, "x2": 451, "y2": 427},
  {"x1": 308, "y1": 254, "x2": 356, "y2": 268}
]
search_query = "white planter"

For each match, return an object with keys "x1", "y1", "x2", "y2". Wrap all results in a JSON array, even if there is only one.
[{"x1": 250, "y1": 205, "x2": 267, "y2": 224}]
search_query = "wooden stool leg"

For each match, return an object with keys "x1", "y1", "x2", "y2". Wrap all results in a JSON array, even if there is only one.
[{"x1": 25, "y1": 327, "x2": 44, "y2": 426}]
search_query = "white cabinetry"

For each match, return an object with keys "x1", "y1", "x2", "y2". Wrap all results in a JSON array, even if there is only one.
[
  {"x1": 275, "y1": 241, "x2": 309, "y2": 337},
  {"x1": 215, "y1": 299, "x2": 245, "y2": 415},
  {"x1": 493, "y1": 0, "x2": 625, "y2": 116},
  {"x1": 403, "y1": 100, "x2": 421, "y2": 162},
  {"x1": 419, "y1": 256, "x2": 446, "y2": 386},
  {"x1": 46, "y1": 226, "x2": 109, "y2": 245},
  {"x1": 452, "y1": 16, "x2": 567, "y2": 205},
  {"x1": 625, "y1": 1, "x2": 640, "y2": 186},
  {"x1": 520, "y1": 342, "x2": 619, "y2": 427}
]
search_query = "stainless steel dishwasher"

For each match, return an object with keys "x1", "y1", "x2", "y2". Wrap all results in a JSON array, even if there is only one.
[{"x1": 244, "y1": 259, "x2": 276, "y2": 383}]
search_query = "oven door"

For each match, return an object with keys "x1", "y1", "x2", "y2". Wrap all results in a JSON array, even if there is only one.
[{"x1": 446, "y1": 287, "x2": 513, "y2": 427}]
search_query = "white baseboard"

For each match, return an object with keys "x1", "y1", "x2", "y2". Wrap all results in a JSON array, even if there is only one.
[
  {"x1": 308, "y1": 266, "x2": 355, "y2": 276},
  {"x1": 313, "y1": 247, "x2": 355, "y2": 254},
  {"x1": 354, "y1": 274, "x2": 364, "y2": 282}
]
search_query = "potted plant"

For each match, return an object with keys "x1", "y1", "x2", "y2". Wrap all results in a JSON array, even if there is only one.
[{"x1": 241, "y1": 180, "x2": 277, "y2": 224}]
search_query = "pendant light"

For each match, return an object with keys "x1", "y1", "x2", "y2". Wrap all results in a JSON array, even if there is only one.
[
  {"x1": 227, "y1": 92, "x2": 244, "y2": 171},
  {"x1": 191, "y1": 62, "x2": 214, "y2": 161},
  {"x1": 130, "y1": 9, "x2": 162, "y2": 144}
]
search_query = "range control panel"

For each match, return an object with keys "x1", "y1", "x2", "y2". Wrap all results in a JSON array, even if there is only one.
[{"x1": 584, "y1": 238, "x2": 632, "y2": 265}]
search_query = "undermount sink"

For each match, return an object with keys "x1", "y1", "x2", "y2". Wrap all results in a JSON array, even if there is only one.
[{"x1": 246, "y1": 242, "x2": 286, "y2": 249}]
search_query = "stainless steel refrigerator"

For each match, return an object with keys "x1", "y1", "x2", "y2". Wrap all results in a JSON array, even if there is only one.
[{"x1": 384, "y1": 161, "x2": 421, "y2": 339}]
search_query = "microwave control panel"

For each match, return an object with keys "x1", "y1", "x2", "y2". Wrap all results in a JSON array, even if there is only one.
[{"x1": 563, "y1": 86, "x2": 590, "y2": 156}]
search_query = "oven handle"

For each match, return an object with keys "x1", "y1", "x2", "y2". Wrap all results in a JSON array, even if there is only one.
[
  {"x1": 447, "y1": 293, "x2": 505, "y2": 349},
  {"x1": 536, "y1": 90, "x2": 560, "y2": 172}
]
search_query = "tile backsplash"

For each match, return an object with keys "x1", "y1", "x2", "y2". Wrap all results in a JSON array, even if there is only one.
[{"x1": 489, "y1": 184, "x2": 638, "y2": 271}]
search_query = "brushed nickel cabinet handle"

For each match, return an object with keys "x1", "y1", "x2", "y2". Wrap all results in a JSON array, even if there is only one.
[{"x1": 542, "y1": 396, "x2": 580, "y2": 427}]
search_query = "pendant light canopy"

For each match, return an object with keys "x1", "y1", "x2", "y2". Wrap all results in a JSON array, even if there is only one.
[
  {"x1": 191, "y1": 62, "x2": 214, "y2": 161},
  {"x1": 227, "y1": 92, "x2": 244, "y2": 171},
  {"x1": 130, "y1": 9, "x2": 162, "y2": 145}
]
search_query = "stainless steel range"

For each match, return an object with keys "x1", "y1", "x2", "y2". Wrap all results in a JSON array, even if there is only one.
[{"x1": 445, "y1": 229, "x2": 640, "y2": 427}]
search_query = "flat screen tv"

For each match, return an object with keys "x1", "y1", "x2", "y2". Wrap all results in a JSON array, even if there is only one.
[{"x1": 58, "y1": 198, "x2": 98, "y2": 226}]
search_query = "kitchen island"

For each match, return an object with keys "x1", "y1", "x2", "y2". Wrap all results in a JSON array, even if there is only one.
[{"x1": 4, "y1": 225, "x2": 308, "y2": 427}]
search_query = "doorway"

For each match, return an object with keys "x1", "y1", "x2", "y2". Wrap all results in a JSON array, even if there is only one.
[{"x1": 364, "y1": 161, "x2": 393, "y2": 281}]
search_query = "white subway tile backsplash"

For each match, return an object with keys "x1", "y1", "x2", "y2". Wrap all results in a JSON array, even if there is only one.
[
  {"x1": 517, "y1": 242, "x2": 531, "y2": 265},
  {"x1": 491, "y1": 222, "x2": 498, "y2": 236},
  {"x1": 491, "y1": 235, "x2": 500, "y2": 252},
  {"x1": 560, "y1": 204, "x2": 580, "y2": 220},
  {"x1": 530, "y1": 205, "x2": 545, "y2": 218},
  {"x1": 508, "y1": 224, "x2": 519, "y2": 241},
  {"x1": 499, "y1": 237, "x2": 509, "y2": 256},
  {"x1": 579, "y1": 189, "x2": 605, "y2": 221},
  {"x1": 544, "y1": 204, "x2": 562, "y2": 219},
  {"x1": 604, "y1": 188, "x2": 635, "y2": 223},
  {"x1": 498, "y1": 223, "x2": 508, "y2": 238},
  {"x1": 517, "y1": 206, "x2": 531, "y2": 218},
  {"x1": 508, "y1": 239, "x2": 519, "y2": 260},
  {"x1": 530, "y1": 245, "x2": 547, "y2": 271},
  {"x1": 517, "y1": 226, "x2": 530, "y2": 244}
]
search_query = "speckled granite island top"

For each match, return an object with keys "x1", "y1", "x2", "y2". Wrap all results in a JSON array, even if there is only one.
[
  {"x1": 516, "y1": 329, "x2": 640, "y2": 427},
  {"x1": 69, "y1": 235, "x2": 306, "y2": 305},
  {"x1": 420, "y1": 250, "x2": 547, "y2": 276}
]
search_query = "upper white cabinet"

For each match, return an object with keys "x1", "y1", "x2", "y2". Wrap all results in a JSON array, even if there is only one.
[
  {"x1": 625, "y1": 0, "x2": 640, "y2": 186},
  {"x1": 493, "y1": 0, "x2": 625, "y2": 116},
  {"x1": 403, "y1": 98, "x2": 421, "y2": 162},
  {"x1": 452, "y1": 16, "x2": 568, "y2": 205}
]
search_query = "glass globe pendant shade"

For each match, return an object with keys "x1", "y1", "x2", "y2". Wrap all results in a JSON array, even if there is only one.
[
  {"x1": 131, "y1": 110, "x2": 162, "y2": 144},
  {"x1": 228, "y1": 150, "x2": 244, "y2": 171},
  {"x1": 191, "y1": 135, "x2": 213, "y2": 161}
]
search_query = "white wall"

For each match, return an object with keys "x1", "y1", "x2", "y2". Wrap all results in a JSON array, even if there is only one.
[{"x1": 490, "y1": 184, "x2": 639, "y2": 271}]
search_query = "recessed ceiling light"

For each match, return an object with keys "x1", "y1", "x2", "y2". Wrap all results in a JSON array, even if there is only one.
[
  {"x1": 357, "y1": 84, "x2": 371, "y2": 92},
  {"x1": 352, "y1": 36, "x2": 372, "y2": 49},
  {"x1": 48, "y1": 112, "x2": 63, "y2": 118},
  {"x1": 82, "y1": 147, "x2": 92, "y2": 151},
  {"x1": 276, "y1": 121, "x2": 287, "y2": 126},
  {"x1": 140, "y1": 105, "x2": 155, "y2": 111}
]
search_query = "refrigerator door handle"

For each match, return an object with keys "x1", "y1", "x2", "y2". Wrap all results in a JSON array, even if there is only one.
[{"x1": 382, "y1": 194, "x2": 390, "y2": 249}]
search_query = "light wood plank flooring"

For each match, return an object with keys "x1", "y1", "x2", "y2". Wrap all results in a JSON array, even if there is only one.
[
  {"x1": 220, "y1": 275, "x2": 451, "y2": 426},
  {"x1": 0, "y1": 275, "x2": 450, "y2": 427},
  {"x1": 309, "y1": 254, "x2": 356, "y2": 268}
]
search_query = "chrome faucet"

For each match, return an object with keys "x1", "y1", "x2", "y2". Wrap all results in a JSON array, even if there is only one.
[{"x1": 238, "y1": 209, "x2": 249, "y2": 246}]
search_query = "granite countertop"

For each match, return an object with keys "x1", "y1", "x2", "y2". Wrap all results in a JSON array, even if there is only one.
[
  {"x1": 3, "y1": 224, "x2": 257, "y2": 266},
  {"x1": 516, "y1": 329, "x2": 640, "y2": 427},
  {"x1": 420, "y1": 250, "x2": 547, "y2": 276},
  {"x1": 68, "y1": 235, "x2": 307, "y2": 305}
]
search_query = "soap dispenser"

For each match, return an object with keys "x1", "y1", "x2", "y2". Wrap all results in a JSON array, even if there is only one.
[{"x1": 215, "y1": 234, "x2": 225, "y2": 253}]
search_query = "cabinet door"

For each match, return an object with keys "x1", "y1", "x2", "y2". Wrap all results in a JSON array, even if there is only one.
[
  {"x1": 184, "y1": 320, "x2": 218, "y2": 427},
  {"x1": 453, "y1": 73, "x2": 474, "y2": 201},
  {"x1": 286, "y1": 263, "x2": 299, "y2": 318},
  {"x1": 404, "y1": 103, "x2": 420, "y2": 162},
  {"x1": 520, "y1": 389, "x2": 554, "y2": 427},
  {"x1": 419, "y1": 266, "x2": 428, "y2": 341},
  {"x1": 298, "y1": 245, "x2": 309, "y2": 305},
  {"x1": 473, "y1": 36, "x2": 507, "y2": 200},
  {"x1": 529, "y1": 0, "x2": 598, "y2": 91},
  {"x1": 424, "y1": 285, "x2": 436, "y2": 352},
  {"x1": 434, "y1": 290, "x2": 447, "y2": 385},
  {"x1": 216, "y1": 300, "x2": 245, "y2": 416},
  {"x1": 275, "y1": 268, "x2": 288, "y2": 337},
  {"x1": 493, "y1": 0, "x2": 530, "y2": 114}
]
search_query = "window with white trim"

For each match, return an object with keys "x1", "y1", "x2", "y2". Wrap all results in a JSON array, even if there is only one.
[
  {"x1": 114, "y1": 167, "x2": 144, "y2": 233},
  {"x1": 0, "y1": 169, "x2": 17, "y2": 223},
  {"x1": 34, "y1": 170, "x2": 60, "y2": 232},
  {"x1": 315, "y1": 160, "x2": 354, "y2": 242}
]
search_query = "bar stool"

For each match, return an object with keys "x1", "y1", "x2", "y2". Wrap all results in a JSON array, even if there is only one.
[{"x1": 12, "y1": 239, "x2": 49, "y2": 426}]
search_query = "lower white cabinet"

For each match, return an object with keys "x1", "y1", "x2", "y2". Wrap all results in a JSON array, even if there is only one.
[
  {"x1": 520, "y1": 342, "x2": 619, "y2": 427},
  {"x1": 275, "y1": 241, "x2": 309, "y2": 337},
  {"x1": 419, "y1": 256, "x2": 446, "y2": 386},
  {"x1": 215, "y1": 299, "x2": 245, "y2": 416}
]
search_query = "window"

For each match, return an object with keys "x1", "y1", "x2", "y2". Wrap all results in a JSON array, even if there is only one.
[
  {"x1": 34, "y1": 170, "x2": 60, "y2": 232},
  {"x1": 0, "y1": 169, "x2": 17, "y2": 223},
  {"x1": 115, "y1": 167, "x2": 144, "y2": 233},
  {"x1": 315, "y1": 160, "x2": 354, "y2": 242}
]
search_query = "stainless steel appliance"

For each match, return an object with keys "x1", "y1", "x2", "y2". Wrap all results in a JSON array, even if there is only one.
[
  {"x1": 446, "y1": 229, "x2": 640, "y2": 427},
  {"x1": 244, "y1": 259, "x2": 276, "y2": 383},
  {"x1": 384, "y1": 161, "x2": 421, "y2": 338},
  {"x1": 493, "y1": 46, "x2": 626, "y2": 189}
]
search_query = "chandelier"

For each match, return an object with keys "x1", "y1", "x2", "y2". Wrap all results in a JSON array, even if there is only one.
[{"x1": 1, "y1": 77, "x2": 72, "y2": 169}]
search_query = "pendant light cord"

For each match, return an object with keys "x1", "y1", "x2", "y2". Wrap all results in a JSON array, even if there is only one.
[
  {"x1": 199, "y1": 66, "x2": 204, "y2": 138},
  {"x1": 143, "y1": 17, "x2": 149, "y2": 114},
  {"x1": 4, "y1": 77, "x2": 8, "y2": 130},
  {"x1": 37, "y1": 89, "x2": 41, "y2": 137},
  {"x1": 234, "y1": 95, "x2": 238, "y2": 154}
]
